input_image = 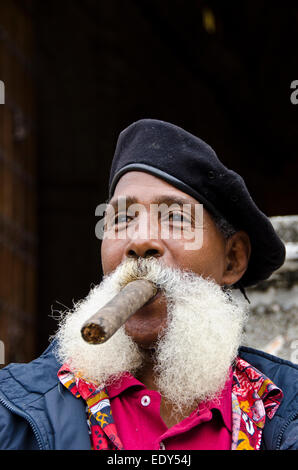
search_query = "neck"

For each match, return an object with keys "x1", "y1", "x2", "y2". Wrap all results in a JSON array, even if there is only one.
[
  {"x1": 136, "y1": 347, "x2": 157, "y2": 390},
  {"x1": 135, "y1": 347, "x2": 197, "y2": 428}
]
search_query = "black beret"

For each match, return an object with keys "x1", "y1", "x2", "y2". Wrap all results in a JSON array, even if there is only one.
[{"x1": 109, "y1": 119, "x2": 285, "y2": 287}]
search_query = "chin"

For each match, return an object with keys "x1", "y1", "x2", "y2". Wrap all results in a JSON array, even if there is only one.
[
  {"x1": 124, "y1": 326, "x2": 158, "y2": 348},
  {"x1": 124, "y1": 321, "x2": 166, "y2": 350}
]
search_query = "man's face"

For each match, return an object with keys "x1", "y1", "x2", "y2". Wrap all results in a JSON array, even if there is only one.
[{"x1": 101, "y1": 171, "x2": 230, "y2": 348}]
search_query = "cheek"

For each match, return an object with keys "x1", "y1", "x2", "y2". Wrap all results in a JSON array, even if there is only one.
[
  {"x1": 197, "y1": 244, "x2": 226, "y2": 282},
  {"x1": 171, "y1": 238, "x2": 226, "y2": 283},
  {"x1": 101, "y1": 239, "x2": 123, "y2": 274}
]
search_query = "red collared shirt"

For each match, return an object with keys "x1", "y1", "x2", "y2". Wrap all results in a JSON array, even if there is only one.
[{"x1": 106, "y1": 370, "x2": 233, "y2": 450}]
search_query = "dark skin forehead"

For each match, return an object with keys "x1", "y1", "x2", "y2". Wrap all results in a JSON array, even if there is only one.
[{"x1": 108, "y1": 193, "x2": 199, "y2": 210}]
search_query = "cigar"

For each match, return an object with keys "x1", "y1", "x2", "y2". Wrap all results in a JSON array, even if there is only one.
[{"x1": 81, "y1": 279, "x2": 158, "y2": 344}]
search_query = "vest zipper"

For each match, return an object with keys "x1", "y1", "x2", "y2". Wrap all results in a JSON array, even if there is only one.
[
  {"x1": 275, "y1": 410, "x2": 298, "y2": 450},
  {"x1": 0, "y1": 391, "x2": 46, "y2": 450}
]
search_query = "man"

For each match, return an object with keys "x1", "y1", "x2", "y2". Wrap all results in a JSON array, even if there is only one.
[{"x1": 0, "y1": 119, "x2": 297, "y2": 450}]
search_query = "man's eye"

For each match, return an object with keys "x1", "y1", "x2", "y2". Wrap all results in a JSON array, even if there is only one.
[
  {"x1": 168, "y1": 212, "x2": 190, "y2": 223},
  {"x1": 170, "y1": 212, "x2": 182, "y2": 221},
  {"x1": 114, "y1": 214, "x2": 130, "y2": 224}
]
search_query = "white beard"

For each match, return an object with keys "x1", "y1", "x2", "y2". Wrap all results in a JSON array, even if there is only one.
[{"x1": 54, "y1": 258, "x2": 248, "y2": 412}]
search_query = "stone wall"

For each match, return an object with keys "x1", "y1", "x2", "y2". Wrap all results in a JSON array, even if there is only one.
[{"x1": 238, "y1": 215, "x2": 298, "y2": 363}]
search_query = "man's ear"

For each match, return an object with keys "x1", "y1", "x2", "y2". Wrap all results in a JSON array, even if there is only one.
[{"x1": 221, "y1": 231, "x2": 251, "y2": 286}]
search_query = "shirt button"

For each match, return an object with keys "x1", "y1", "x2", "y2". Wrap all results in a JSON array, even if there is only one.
[
  {"x1": 141, "y1": 395, "x2": 151, "y2": 407},
  {"x1": 160, "y1": 441, "x2": 166, "y2": 450}
]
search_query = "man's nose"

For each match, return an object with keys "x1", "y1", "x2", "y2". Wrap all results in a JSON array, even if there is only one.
[
  {"x1": 125, "y1": 238, "x2": 164, "y2": 259},
  {"x1": 124, "y1": 209, "x2": 165, "y2": 259}
]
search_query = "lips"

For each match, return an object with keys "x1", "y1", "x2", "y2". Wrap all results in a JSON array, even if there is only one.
[{"x1": 142, "y1": 289, "x2": 162, "y2": 307}]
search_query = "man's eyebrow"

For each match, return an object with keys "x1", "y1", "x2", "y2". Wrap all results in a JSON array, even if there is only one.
[
  {"x1": 107, "y1": 194, "x2": 197, "y2": 209},
  {"x1": 108, "y1": 196, "x2": 138, "y2": 209},
  {"x1": 150, "y1": 195, "x2": 196, "y2": 207}
]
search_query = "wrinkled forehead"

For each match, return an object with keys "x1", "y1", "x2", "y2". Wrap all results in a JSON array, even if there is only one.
[{"x1": 111, "y1": 171, "x2": 201, "y2": 206}]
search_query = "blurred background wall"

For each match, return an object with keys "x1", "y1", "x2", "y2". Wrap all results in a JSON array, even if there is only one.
[
  {"x1": 0, "y1": 0, "x2": 297, "y2": 364},
  {"x1": 0, "y1": 0, "x2": 36, "y2": 363}
]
